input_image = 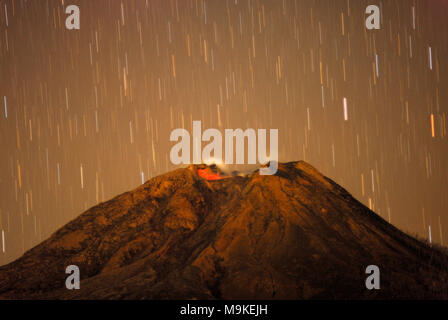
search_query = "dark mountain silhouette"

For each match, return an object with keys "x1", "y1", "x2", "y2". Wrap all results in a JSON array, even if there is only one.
[{"x1": 0, "y1": 161, "x2": 447, "y2": 299}]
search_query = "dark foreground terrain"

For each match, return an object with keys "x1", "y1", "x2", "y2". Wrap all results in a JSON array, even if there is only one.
[{"x1": 0, "y1": 161, "x2": 447, "y2": 299}]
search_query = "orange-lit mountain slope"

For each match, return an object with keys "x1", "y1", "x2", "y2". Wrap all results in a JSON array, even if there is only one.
[{"x1": 0, "y1": 161, "x2": 447, "y2": 299}]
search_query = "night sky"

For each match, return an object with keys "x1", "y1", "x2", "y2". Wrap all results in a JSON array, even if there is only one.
[{"x1": 1, "y1": 0, "x2": 448, "y2": 265}]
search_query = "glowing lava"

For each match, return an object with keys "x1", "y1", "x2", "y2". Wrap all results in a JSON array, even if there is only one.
[{"x1": 197, "y1": 168, "x2": 226, "y2": 181}]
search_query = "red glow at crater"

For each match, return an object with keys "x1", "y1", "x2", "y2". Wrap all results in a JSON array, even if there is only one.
[{"x1": 197, "y1": 168, "x2": 226, "y2": 181}]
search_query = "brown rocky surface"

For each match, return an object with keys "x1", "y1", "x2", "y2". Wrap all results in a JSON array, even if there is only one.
[{"x1": 0, "y1": 161, "x2": 447, "y2": 299}]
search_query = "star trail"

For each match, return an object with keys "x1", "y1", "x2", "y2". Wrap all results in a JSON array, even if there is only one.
[{"x1": 0, "y1": 0, "x2": 447, "y2": 265}]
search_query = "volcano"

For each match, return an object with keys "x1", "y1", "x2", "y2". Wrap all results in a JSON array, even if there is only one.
[{"x1": 0, "y1": 161, "x2": 447, "y2": 299}]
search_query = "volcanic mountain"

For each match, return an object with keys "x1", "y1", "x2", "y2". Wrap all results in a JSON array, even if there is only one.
[{"x1": 0, "y1": 161, "x2": 447, "y2": 299}]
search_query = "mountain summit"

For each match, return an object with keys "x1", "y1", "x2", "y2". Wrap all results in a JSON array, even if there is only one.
[{"x1": 0, "y1": 161, "x2": 447, "y2": 299}]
